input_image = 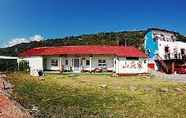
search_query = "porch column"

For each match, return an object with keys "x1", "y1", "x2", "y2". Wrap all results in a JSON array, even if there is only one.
[
  {"x1": 89, "y1": 56, "x2": 92, "y2": 72},
  {"x1": 115, "y1": 57, "x2": 119, "y2": 74},
  {"x1": 17, "y1": 59, "x2": 20, "y2": 71},
  {"x1": 59, "y1": 57, "x2": 63, "y2": 73},
  {"x1": 113, "y1": 57, "x2": 116, "y2": 73},
  {"x1": 172, "y1": 61, "x2": 175, "y2": 74}
]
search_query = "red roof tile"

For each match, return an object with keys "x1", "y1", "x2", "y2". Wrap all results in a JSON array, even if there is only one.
[{"x1": 19, "y1": 45, "x2": 146, "y2": 58}]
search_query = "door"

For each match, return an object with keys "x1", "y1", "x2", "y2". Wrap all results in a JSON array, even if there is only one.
[{"x1": 73, "y1": 58, "x2": 80, "y2": 72}]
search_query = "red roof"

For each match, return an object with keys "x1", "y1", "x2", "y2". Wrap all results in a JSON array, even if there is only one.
[{"x1": 19, "y1": 45, "x2": 146, "y2": 58}]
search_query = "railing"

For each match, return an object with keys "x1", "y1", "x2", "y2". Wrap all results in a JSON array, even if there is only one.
[
  {"x1": 156, "y1": 54, "x2": 169, "y2": 73},
  {"x1": 164, "y1": 53, "x2": 186, "y2": 60}
]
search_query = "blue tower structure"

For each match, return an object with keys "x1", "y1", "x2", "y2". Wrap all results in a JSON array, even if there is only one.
[{"x1": 144, "y1": 30, "x2": 158, "y2": 59}]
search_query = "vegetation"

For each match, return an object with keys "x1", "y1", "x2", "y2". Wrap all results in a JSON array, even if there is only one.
[
  {"x1": 7, "y1": 72, "x2": 186, "y2": 118},
  {"x1": 1, "y1": 28, "x2": 186, "y2": 56},
  {"x1": 0, "y1": 59, "x2": 18, "y2": 71},
  {"x1": 0, "y1": 31, "x2": 145, "y2": 56},
  {"x1": 18, "y1": 60, "x2": 29, "y2": 72}
]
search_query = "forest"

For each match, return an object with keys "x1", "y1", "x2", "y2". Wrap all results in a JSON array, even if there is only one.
[{"x1": 0, "y1": 29, "x2": 185, "y2": 56}]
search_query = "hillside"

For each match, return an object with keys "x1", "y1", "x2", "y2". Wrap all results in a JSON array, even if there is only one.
[{"x1": 0, "y1": 29, "x2": 186, "y2": 56}]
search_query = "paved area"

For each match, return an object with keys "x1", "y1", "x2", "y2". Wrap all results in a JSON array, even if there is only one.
[
  {"x1": 0, "y1": 73, "x2": 31, "y2": 118},
  {"x1": 150, "y1": 69, "x2": 186, "y2": 83},
  {"x1": 166, "y1": 74, "x2": 186, "y2": 83}
]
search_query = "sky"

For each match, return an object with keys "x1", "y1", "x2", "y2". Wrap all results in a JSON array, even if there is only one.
[{"x1": 0, "y1": 0, "x2": 186, "y2": 47}]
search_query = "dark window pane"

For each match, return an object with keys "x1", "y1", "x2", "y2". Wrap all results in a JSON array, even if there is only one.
[
  {"x1": 86, "y1": 60, "x2": 90, "y2": 66},
  {"x1": 65, "y1": 60, "x2": 68, "y2": 65},
  {"x1": 51, "y1": 59, "x2": 58, "y2": 66}
]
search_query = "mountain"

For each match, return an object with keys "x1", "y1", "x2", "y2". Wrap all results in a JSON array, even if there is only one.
[{"x1": 0, "y1": 29, "x2": 186, "y2": 56}]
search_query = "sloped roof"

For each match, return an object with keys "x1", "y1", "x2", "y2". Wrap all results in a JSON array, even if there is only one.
[{"x1": 19, "y1": 45, "x2": 146, "y2": 58}]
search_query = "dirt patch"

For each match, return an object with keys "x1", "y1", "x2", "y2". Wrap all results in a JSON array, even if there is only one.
[{"x1": 0, "y1": 73, "x2": 31, "y2": 118}]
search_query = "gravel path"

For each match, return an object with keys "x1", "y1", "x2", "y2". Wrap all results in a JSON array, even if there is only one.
[
  {"x1": 150, "y1": 69, "x2": 186, "y2": 83},
  {"x1": 166, "y1": 74, "x2": 186, "y2": 83},
  {"x1": 0, "y1": 73, "x2": 31, "y2": 118}
]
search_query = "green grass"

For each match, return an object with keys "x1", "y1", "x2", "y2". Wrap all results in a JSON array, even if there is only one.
[{"x1": 7, "y1": 72, "x2": 186, "y2": 118}]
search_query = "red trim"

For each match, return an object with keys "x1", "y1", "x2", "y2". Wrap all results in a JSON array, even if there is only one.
[
  {"x1": 148, "y1": 63, "x2": 155, "y2": 70},
  {"x1": 19, "y1": 45, "x2": 147, "y2": 58}
]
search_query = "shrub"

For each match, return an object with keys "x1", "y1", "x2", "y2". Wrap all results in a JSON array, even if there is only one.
[{"x1": 18, "y1": 60, "x2": 29, "y2": 72}]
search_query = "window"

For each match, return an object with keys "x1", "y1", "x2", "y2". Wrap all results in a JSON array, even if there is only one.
[
  {"x1": 98, "y1": 59, "x2": 106, "y2": 67},
  {"x1": 51, "y1": 59, "x2": 58, "y2": 66},
  {"x1": 86, "y1": 60, "x2": 90, "y2": 66},
  {"x1": 181, "y1": 49, "x2": 185, "y2": 55},
  {"x1": 126, "y1": 57, "x2": 139, "y2": 60},
  {"x1": 165, "y1": 47, "x2": 169, "y2": 53},
  {"x1": 65, "y1": 60, "x2": 68, "y2": 65}
]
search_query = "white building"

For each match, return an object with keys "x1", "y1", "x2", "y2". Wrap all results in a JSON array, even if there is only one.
[
  {"x1": 144, "y1": 28, "x2": 186, "y2": 73},
  {"x1": 144, "y1": 28, "x2": 186, "y2": 60},
  {"x1": 19, "y1": 46, "x2": 148, "y2": 76}
]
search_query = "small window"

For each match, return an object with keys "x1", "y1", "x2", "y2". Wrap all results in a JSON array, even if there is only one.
[
  {"x1": 98, "y1": 59, "x2": 106, "y2": 67},
  {"x1": 86, "y1": 60, "x2": 90, "y2": 66},
  {"x1": 126, "y1": 57, "x2": 139, "y2": 60},
  {"x1": 51, "y1": 59, "x2": 58, "y2": 66},
  {"x1": 65, "y1": 60, "x2": 68, "y2": 65},
  {"x1": 181, "y1": 49, "x2": 185, "y2": 55},
  {"x1": 98, "y1": 60, "x2": 106, "y2": 63},
  {"x1": 165, "y1": 47, "x2": 169, "y2": 53}
]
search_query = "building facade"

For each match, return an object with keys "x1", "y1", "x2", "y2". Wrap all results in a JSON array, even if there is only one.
[
  {"x1": 144, "y1": 28, "x2": 186, "y2": 60},
  {"x1": 144, "y1": 28, "x2": 186, "y2": 73},
  {"x1": 19, "y1": 46, "x2": 148, "y2": 76}
]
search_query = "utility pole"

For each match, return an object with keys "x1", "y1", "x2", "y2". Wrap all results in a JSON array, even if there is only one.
[{"x1": 125, "y1": 38, "x2": 127, "y2": 47}]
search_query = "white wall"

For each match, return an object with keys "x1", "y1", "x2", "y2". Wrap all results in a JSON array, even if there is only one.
[
  {"x1": 24, "y1": 55, "x2": 148, "y2": 75},
  {"x1": 152, "y1": 30, "x2": 176, "y2": 42},
  {"x1": 116, "y1": 57, "x2": 148, "y2": 74},
  {"x1": 151, "y1": 30, "x2": 186, "y2": 60},
  {"x1": 157, "y1": 40, "x2": 186, "y2": 60},
  {"x1": 22, "y1": 56, "x2": 43, "y2": 76}
]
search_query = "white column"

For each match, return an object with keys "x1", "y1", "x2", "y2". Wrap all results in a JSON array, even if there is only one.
[
  {"x1": 59, "y1": 56, "x2": 62, "y2": 72},
  {"x1": 116, "y1": 57, "x2": 119, "y2": 74},
  {"x1": 17, "y1": 58, "x2": 20, "y2": 71},
  {"x1": 113, "y1": 57, "x2": 116, "y2": 73},
  {"x1": 40, "y1": 57, "x2": 44, "y2": 71},
  {"x1": 89, "y1": 56, "x2": 92, "y2": 72}
]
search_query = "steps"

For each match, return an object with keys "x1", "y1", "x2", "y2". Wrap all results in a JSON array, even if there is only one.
[{"x1": 156, "y1": 55, "x2": 169, "y2": 73}]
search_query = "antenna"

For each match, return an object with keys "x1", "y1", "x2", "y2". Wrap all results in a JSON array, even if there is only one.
[{"x1": 125, "y1": 38, "x2": 127, "y2": 47}]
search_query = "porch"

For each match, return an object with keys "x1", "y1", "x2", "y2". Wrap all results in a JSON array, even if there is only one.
[{"x1": 43, "y1": 55, "x2": 115, "y2": 73}]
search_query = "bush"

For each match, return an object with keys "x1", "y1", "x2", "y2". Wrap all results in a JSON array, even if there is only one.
[
  {"x1": 18, "y1": 60, "x2": 29, "y2": 72},
  {"x1": 0, "y1": 59, "x2": 18, "y2": 71}
]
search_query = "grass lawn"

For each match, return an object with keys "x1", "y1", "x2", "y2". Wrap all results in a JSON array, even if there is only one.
[{"x1": 7, "y1": 72, "x2": 186, "y2": 118}]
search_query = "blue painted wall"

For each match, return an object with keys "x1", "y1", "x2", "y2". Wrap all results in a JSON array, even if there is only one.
[{"x1": 144, "y1": 31, "x2": 158, "y2": 59}]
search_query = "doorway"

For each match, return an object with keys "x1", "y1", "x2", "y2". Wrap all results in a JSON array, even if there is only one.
[{"x1": 73, "y1": 58, "x2": 80, "y2": 72}]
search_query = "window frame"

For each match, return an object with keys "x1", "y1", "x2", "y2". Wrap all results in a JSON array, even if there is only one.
[
  {"x1": 98, "y1": 59, "x2": 106, "y2": 67},
  {"x1": 51, "y1": 59, "x2": 58, "y2": 67}
]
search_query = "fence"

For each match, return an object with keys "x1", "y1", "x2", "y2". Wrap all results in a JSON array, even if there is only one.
[{"x1": 0, "y1": 59, "x2": 18, "y2": 71}]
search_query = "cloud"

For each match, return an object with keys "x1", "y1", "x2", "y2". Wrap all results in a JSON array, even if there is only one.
[
  {"x1": 6, "y1": 35, "x2": 44, "y2": 47},
  {"x1": 29, "y1": 35, "x2": 44, "y2": 42},
  {"x1": 7, "y1": 38, "x2": 30, "y2": 47}
]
